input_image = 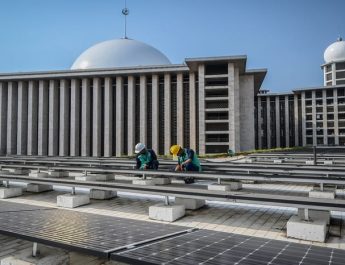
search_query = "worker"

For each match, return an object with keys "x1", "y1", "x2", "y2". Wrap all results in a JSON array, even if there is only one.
[
  {"x1": 135, "y1": 143, "x2": 159, "y2": 170},
  {"x1": 170, "y1": 145, "x2": 201, "y2": 183}
]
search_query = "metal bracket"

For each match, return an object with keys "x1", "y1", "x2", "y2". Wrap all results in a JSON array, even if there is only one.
[
  {"x1": 4, "y1": 180, "x2": 9, "y2": 188},
  {"x1": 164, "y1": 196, "x2": 169, "y2": 206},
  {"x1": 303, "y1": 208, "x2": 309, "y2": 221},
  {"x1": 142, "y1": 173, "x2": 146, "y2": 180},
  {"x1": 32, "y1": 242, "x2": 40, "y2": 257},
  {"x1": 217, "y1": 178, "x2": 221, "y2": 185},
  {"x1": 320, "y1": 183, "x2": 324, "y2": 192},
  {"x1": 71, "y1": 187, "x2": 76, "y2": 195}
]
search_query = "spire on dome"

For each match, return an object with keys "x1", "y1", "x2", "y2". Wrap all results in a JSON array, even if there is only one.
[{"x1": 122, "y1": 0, "x2": 129, "y2": 39}]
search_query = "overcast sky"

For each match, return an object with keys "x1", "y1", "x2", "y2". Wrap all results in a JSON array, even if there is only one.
[{"x1": 0, "y1": 0, "x2": 344, "y2": 92}]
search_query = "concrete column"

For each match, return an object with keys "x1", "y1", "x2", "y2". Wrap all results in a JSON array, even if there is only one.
[
  {"x1": 198, "y1": 65, "x2": 206, "y2": 155},
  {"x1": 228, "y1": 63, "x2": 240, "y2": 152},
  {"x1": 81, "y1": 78, "x2": 91, "y2": 156},
  {"x1": 257, "y1": 96, "x2": 262, "y2": 149},
  {"x1": 164, "y1": 74, "x2": 171, "y2": 155},
  {"x1": 0, "y1": 82, "x2": 8, "y2": 155},
  {"x1": 104, "y1": 77, "x2": 113, "y2": 157},
  {"x1": 92, "y1": 78, "x2": 102, "y2": 157},
  {"x1": 17, "y1": 81, "x2": 28, "y2": 155},
  {"x1": 48, "y1": 80, "x2": 59, "y2": 156},
  {"x1": 176, "y1": 73, "x2": 184, "y2": 146},
  {"x1": 334, "y1": 88, "x2": 339, "y2": 145},
  {"x1": 70, "y1": 79, "x2": 80, "y2": 156},
  {"x1": 266, "y1": 97, "x2": 271, "y2": 148},
  {"x1": 294, "y1": 94, "x2": 299, "y2": 146},
  {"x1": 151, "y1": 74, "x2": 159, "y2": 152},
  {"x1": 27, "y1": 81, "x2": 38, "y2": 155},
  {"x1": 311, "y1": 91, "x2": 317, "y2": 146},
  {"x1": 301, "y1": 91, "x2": 306, "y2": 146},
  {"x1": 116, "y1": 76, "x2": 124, "y2": 156},
  {"x1": 127, "y1": 76, "x2": 135, "y2": 155},
  {"x1": 331, "y1": 63, "x2": 336, "y2": 85},
  {"x1": 7, "y1": 82, "x2": 18, "y2": 155},
  {"x1": 275, "y1": 96, "x2": 281, "y2": 148},
  {"x1": 285, "y1": 95, "x2": 290, "y2": 147},
  {"x1": 189, "y1": 73, "x2": 197, "y2": 151},
  {"x1": 322, "y1": 90, "x2": 328, "y2": 145},
  {"x1": 58, "y1": 80, "x2": 70, "y2": 156},
  {"x1": 139, "y1": 75, "x2": 147, "y2": 144},
  {"x1": 38, "y1": 80, "x2": 49, "y2": 156}
]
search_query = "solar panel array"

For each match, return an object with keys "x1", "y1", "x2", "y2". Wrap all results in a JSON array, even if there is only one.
[
  {"x1": 0, "y1": 201, "x2": 190, "y2": 257},
  {"x1": 113, "y1": 230, "x2": 345, "y2": 265}
]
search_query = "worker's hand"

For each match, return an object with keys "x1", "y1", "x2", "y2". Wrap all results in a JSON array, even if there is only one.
[{"x1": 175, "y1": 165, "x2": 182, "y2": 171}]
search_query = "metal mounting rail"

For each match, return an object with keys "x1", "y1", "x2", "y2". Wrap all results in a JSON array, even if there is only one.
[{"x1": 1, "y1": 174, "x2": 345, "y2": 211}]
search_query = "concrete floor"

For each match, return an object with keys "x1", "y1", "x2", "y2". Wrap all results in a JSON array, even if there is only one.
[{"x1": 0, "y1": 182, "x2": 345, "y2": 264}]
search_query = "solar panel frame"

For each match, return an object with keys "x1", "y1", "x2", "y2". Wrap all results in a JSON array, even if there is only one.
[{"x1": 112, "y1": 230, "x2": 345, "y2": 265}]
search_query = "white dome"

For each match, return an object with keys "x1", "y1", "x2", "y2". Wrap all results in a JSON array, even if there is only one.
[
  {"x1": 71, "y1": 38, "x2": 171, "y2": 70},
  {"x1": 324, "y1": 37, "x2": 345, "y2": 63}
]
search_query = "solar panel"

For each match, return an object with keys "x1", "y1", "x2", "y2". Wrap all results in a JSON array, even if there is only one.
[
  {"x1": 112, "y1": 230, "x2": 345, "y2": 265},
  {"x1": 0, "y1": 202, "x2": 190, "y2": 257}
]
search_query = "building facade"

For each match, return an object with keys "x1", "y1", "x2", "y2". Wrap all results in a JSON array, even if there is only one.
[
  {"x1": 256, "y1": 38, "x2": 345, "y2": 149},
  {"x1": 0, "y1": 45, "x2": 266, "y2": 157}
]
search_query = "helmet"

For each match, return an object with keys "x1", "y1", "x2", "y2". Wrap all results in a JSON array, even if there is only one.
[
  {"x1": 135, "y1": 143, "x2": 146, "y2": 154},
  {"x1": 170, "y1": 144, "x2": 182, "y2": 159}
]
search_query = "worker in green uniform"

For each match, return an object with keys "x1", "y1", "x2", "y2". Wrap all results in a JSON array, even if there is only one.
[
  {"x1": 170, "y1": 144, "x2": 201, "y2": 183},
  {"x1": 135, "y1": 143, "x2": 159, "y2": 170}
]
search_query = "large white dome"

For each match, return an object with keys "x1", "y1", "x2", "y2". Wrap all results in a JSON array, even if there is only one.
[
  {"x1": 324, "y1": 37, "x2": 345, "y2": 63},
  {"x1": 71, "y1": 38, "x2": 171, "y2": 70}
]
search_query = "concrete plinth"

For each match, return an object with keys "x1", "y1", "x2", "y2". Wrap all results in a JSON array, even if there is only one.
[
  {"x1": 27, "y1": 184, "x2": 53, "y2": 193},
  {"x1": 47, "y1": 171, "x2": 66, "y2": 178},
  {"x1": 323, "y1": 160, "x2": 334, "y2": 165},
  {"x1": 287, "y1": 215, "x2": 328, "y2": 242},
  {"x1": 0, "y1": 187, "x2": 22, "y2": 199},
  {"x1": 75, "y1": 175, "x2": 97, "y2": 181},
  {"x1": 153, "y1": 178, "x2": 171, "y2": 185},
  {"x1": 208, "y1": 182, "x2": 242, "y2": 191},
  {"x1": 171, "y1": 179, "x2": 186, "y2": 184},
  {"x1": 114, "y1": 174, "x2": 138, "y2": 181},
  {"x1": 75, "y1": 174, "x2": 113, "y2": 181},
  {"x1": 149, "y1": 203, "x2": 185, "y2": 222},
  {"x1": 132, "y1": 179, "x2": 156, "y2": 186},
  {"x1": 68, "y1": 172, "x2": 84, "y2": 177},
  {"x1": 90, "y1": 189, "x2": 117, "y2": 200},
  {"x1": 0, "y1": 244, "x2": 69, "y2": 265},
  {"x1": 309, "y1": 188, "x2": 335, "y2": 199},
  {"x1": 273, "y1": 159, "x2": 283, "y2": 164},
  {"x1": 244, "y1": 158, "x2": 255, "y2": 163},
  {"x1": 306, "y1": 160, "x2": 315, "y2": 165},
  {"x1": 57, "y1": 194, "x2": 90, "y2": 208},
  {"x1": 297, "y1": 209, "x2": 331, "y2": 225},
  {"x1": 4, "y1": 168, "x2": 27, "y2": 175},
  {"x1": 175, "y1": 197, "x2": 205, "y2": 210},
  {"x1": 29, "y1": 172, "x2": 49, "y2": 178}
]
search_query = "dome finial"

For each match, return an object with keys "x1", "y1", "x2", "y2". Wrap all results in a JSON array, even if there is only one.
[
  {"x1": 337, "y1": 35, "x2": 343, "y2": 42},
  {"x1": 122, "y1": 0, "x2": 129, "y2": 39}
]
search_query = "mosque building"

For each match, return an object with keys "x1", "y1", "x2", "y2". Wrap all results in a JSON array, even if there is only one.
[
  {"x1": 0, "y1": 5, "x2": 343, "y2": 157},
  {"x1": 0, "y1": 36, "x2": 266, "y2": 157},
  {"x1": 256, "y1": 37, "x2": 345, "y2": 149}
]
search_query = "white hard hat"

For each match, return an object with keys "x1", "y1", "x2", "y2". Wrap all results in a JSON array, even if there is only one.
[{"x1": 135, "y1": 143, "x2": 146, "y2": 154}]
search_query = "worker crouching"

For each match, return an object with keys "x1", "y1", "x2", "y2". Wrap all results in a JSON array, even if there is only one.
[
  {"x1": 135, "y1": 143, "x2": 159, "y2": 170},
  {"x1": 170, "y1": 144, "x2": 201, "y2": 184}
]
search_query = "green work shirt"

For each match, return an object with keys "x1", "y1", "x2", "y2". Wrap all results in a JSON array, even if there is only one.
[
  {"x1": 137, "y1": 151, "x2": 152, "y2": 170},
  {"x1": 178, "y1": 148, "x2": 201, "y2": 171}
]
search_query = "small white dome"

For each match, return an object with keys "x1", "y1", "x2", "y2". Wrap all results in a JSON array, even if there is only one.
[
  {"x1": 71, "y1": 38, "x2": 171, "y2": 70},
  {"x1": 324, "y1": 37, "x2": 345, "y2": 63}
]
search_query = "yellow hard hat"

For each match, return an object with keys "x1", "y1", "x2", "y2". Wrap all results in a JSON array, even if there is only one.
[{"x1": 170, "y1": 145, "x2": 181, "y2": 159}]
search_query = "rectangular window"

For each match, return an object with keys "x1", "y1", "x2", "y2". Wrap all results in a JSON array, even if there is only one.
[
  {"x1": 326, "y1": 89, "x2": 333, "y2": 97},
  {"x1": 336, "y1": 62, "x2": 345, "y2": 70},
  {"x1": 336, "y1": 71, "x2": 345, "y2": 79},
  {"x1": 326, "y1": 73, "x2": 332, "y2": 81},
  {"x1": 326, "y1": 64, "x2": 332, "y2": 72}
]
